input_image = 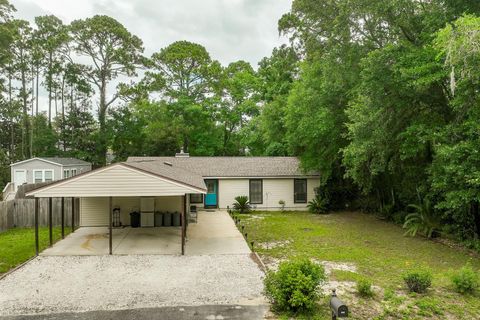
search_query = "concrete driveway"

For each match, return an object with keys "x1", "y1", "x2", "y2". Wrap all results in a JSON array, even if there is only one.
[
  {"x1": 0, "y1": 211, "x2": 267, "y2": 319},
  {"x1": 40, "y1": 211, "x2": 249, "y2": 256}
]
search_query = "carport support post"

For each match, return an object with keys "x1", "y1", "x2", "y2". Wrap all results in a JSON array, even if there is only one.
[
  {"x1": 109, "y1": 197, "x2": 113, "y2": 255},
  {"x1": 181, "y1": 195, "x2": 186, "y2": 255},
  {"x1": 48, "y1": 197, "x2": 53, "y2": 247},
  {"x1": 61, "y1": 197, "x2": 65, "y2": 239},
  {"x1": 35, "y1": 197, "x2": 39, "y2": 256},
  {"x1": 71, "y1": 197, "x2": 75, "y2": 233}
]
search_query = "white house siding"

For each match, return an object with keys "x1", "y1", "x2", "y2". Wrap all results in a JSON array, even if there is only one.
[
  {"x1": 218, "y1": 178, "x2": 320, "y2": 210},
  {"x1": 80, "y1": 196, "x2": 184, "y2": 227},
  {"x1": 80, "y1": 197, "x2": 109, "y2": 226},
  {"x1": 31, "y1": 165, "x2": 202, "y2": 198},
  {"x1": 11, "y1": 159, "x2": 61, "y2": 185}
]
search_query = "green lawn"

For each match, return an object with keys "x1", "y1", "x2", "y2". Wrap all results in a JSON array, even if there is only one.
[
  {"x1": 237, "y1": 211, "x2": 480, "y2": 320},
  {"x1": 0, "y1": 227, "x2": 70, "y2": 275}
]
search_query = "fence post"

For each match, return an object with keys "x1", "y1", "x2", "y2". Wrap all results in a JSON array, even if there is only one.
[
  {"x1": 35, "y1": 198, "x2": 39, "y2": 256},
  {"x1": 71, "y1": 197, "x2": 75, "y2": 233},
  {"x1": 61, "y1": 197, "x2": 65, "y2": 239},
  {"x1": 49, "y1": 197, "x2": 53, "y2": 247}
]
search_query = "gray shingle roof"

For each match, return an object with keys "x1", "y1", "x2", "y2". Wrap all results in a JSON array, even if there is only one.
[
  {"x1": 123, "y1": 161, "x2": 206, "y2": 191},
  {"x1": 39, "y1": 157, "x2": 91, "y2": 166},
  {"x1": 126, "y1": 157, "x2": 318, "y2": 177}
]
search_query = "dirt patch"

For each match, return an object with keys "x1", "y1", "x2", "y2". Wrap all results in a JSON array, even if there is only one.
[
  {"x1": 257, "y1": 240, "x2": 291, "y2": 250},
  {"x1": 80, "y1": 233, "x2": 108, "y2": 251},
  {"x1": 316, "y1": 260, "x2": 358, "y2": 276}
]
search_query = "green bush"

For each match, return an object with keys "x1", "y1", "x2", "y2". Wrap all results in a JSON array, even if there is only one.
[
  {"x1": 307, "y1": 194, "x2": 329, "y2": 214},
  {"x1": 357, "y1": 278, "x2": 374, "y2": 298},
  {"x1": 403, "y1": 269, "x2": 432, "y2": 293},
  {"x1": 451, "y1": 264, "x2": 479, "y2": 294},
  {"x1": 264, "y1": 258, "x2": 326, "y2": 313},
  {"x1": 233, "y1": 196, "x2": 251, "y2": 213}
]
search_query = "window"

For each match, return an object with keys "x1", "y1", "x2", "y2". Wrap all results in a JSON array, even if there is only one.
[
  {"x1": 34, "y1": 170, "x2": 43, "y2": 183},
  {"x1": 63, "y1": 169, "x2": 70, "y2": 179},
  {"x1": 71, "y1": 169, "x2": 77, "y2": 176},
  {"x1": 249, "y1": 179, "x2": 263, "y2": 204},
  {"x1": 44, "y1": 170, "x2": 53, "y2": 182},
  {"x1": 190, "y1": 194, "x2": 203, "y2": 204},
  {"x1": 294, "y1": 179, "x2": 307, "y2": 203},
  {"x1": 34, "y1": 170, "x2": 54, "y2": 183}
]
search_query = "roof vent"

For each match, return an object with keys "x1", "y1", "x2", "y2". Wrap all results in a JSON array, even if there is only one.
[
  {"x1": 164, "y1": 161, "x2": 173, "y2": 166},
  {"x1": 175, "y1": 147, "x2": 189, "y2": 158}
]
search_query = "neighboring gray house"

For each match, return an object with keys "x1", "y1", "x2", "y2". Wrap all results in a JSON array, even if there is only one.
[{"x1": 9, "y1": 157, "x2": 92, "y2": 191}]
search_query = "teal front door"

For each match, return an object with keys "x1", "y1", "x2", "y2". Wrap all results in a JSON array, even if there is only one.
[{"x1": 204, "y1": 179, "x2": 218, "y2": 208}]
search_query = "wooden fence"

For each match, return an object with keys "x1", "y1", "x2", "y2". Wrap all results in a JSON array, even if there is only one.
[{"x1": 0, "y1": 198, "x2": 80, "y2": 232}]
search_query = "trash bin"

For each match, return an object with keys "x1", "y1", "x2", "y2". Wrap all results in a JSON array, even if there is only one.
[
  {"x1": 163, "y1": 212, "x2": 172, "y2": 227},
  {"x1": 172, "y1": 212, "x2": 181, "y2": 226},
  {"x1": 130, "y1": 211, "x2": 141, "y2": 228},
  {"x1": 154, "y1": 212, "x2": 163, "y2": 227}
]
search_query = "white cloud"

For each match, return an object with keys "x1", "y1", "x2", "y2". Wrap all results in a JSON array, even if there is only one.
[
  {"x1": 10, "y1": 0, "x2": 292, "y2": 114},
  {"x1": 12, "y1": 0, "x2": 291, "y2": 65}
]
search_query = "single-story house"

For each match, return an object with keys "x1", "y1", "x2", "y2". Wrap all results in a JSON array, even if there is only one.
[
  {"x1": 25, "y1": 152, "x2": 320, "y2": 255},
  {"x1": 127, "y1": 152, "x2": 320, "y2": 212},
  {"x1": 10, "y1": 157, "x2": 92, "y2": 188}
]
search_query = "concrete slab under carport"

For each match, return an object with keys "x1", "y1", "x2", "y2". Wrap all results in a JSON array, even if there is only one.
[
  {"x1": 186, "y1": 211, "x2": 251, "y2": 255},
  {"x1": 41, "y1": 227, "x2": 182, "y2": 256}
]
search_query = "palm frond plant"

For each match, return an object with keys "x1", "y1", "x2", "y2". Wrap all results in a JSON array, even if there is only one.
[
  {"x1": 307, "y1": 193, "x2": 329, "y2": 214},
  {"x1": 403, "y1": 198, "x2": 441, "y2": 238},
  {"x1": 233, "y1": 195, "x2": 251, "y2": 213}
]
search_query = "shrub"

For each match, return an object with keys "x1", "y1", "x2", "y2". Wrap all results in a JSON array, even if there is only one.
[
  {"x1": 233, "y1": 196, "x2": 250, "y2": 213},
  {"x1": 451, "y1": 264, "x2": 479, "y2": 294},
  {"x1": 403, "y1": 197, "x2": 441, "y2": 238},
  {"x1": 307, "y1": 194, "x2": 329, "y2": 214},
  {"x1": 264, "y1": 258, "x2": 326, "y2": 313},
  {"x1": 403, "y1": 269, "x2": 432, "y2": 293},
  {"x1": 357, "y1": 278, "x2": 374, "y2": 298}
]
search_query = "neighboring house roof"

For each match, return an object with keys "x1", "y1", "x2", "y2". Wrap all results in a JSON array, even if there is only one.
[
  {"x1": 126, "y1": 157, "x2": 318, "y2": 177},
  {"x1": 11, "y1": 157, "x2": 91, "y2": 167}
]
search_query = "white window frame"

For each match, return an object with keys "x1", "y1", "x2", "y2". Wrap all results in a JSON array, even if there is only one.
[
  {"x1": 33, "y1": 169, "x2": 55, "y2": 183},
  {"x1": 71, "y1": 168, "x2": 77, "y2": 176},
  {"x1": 63, "y1": 169, "x2": 70, "y2": 179}
]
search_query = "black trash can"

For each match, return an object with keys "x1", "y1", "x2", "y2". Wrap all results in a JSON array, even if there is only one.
[
  {"x1": 154, "y1": 212, "x2": 163, "y2": 227},
  {"x1": 130, "y1": 211, "x2": 141, "y2": 228},
  {"x1": 163, "y1": 212, "x2": 172, "y2": 227},
  {"x1": 172, "y1": 212, "x2": 181, "y2": 226}
]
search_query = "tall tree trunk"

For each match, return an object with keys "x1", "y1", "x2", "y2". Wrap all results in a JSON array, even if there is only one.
[
  {"x1": 21, "y1": 67, "x2": 30, "y2": 159},
  {"x1": 8, "y1": 69, "x2": 14, "y2": 157},
  {"x1": 35, "y1": 66, "x2": 39, "y2": 115},
  {"x1": 98, "y1": 80, "x2": 107, "y2": 166},
  {"x1": 61, "y1": 76, "x2": 65, "y2": 152},
  {"x1": 48, "y1": 53, "x2": 52, "y2": 127}
]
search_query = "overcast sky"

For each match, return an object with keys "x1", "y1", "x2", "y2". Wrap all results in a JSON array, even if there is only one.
[{"x1": 11, "y1": 0, "x2": 292, "y2": 66}]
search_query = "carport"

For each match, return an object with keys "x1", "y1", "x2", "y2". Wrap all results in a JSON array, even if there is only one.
[{"x1": 26, "y1": 161, "x2": 207, "y2": 255}]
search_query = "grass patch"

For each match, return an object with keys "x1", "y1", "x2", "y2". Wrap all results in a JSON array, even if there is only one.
[
  {"x1": 0, "y1": 227, "x2": 69, "y2": 274},
  {"x1": 238, "y1": 211, "x2": 480, "y2": 319},
  {"x1": 330, "y1": 269, "x2": 363, "y2": 282}
]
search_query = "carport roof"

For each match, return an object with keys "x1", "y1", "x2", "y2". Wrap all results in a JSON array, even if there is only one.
[{"x1": 26, "y1": 162, "x2": 207, "y2": 198}]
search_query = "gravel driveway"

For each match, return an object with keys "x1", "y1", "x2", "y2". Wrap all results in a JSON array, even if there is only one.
[{"x1": 0, "y1": 255, "x2": 265, "y2": 316}]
